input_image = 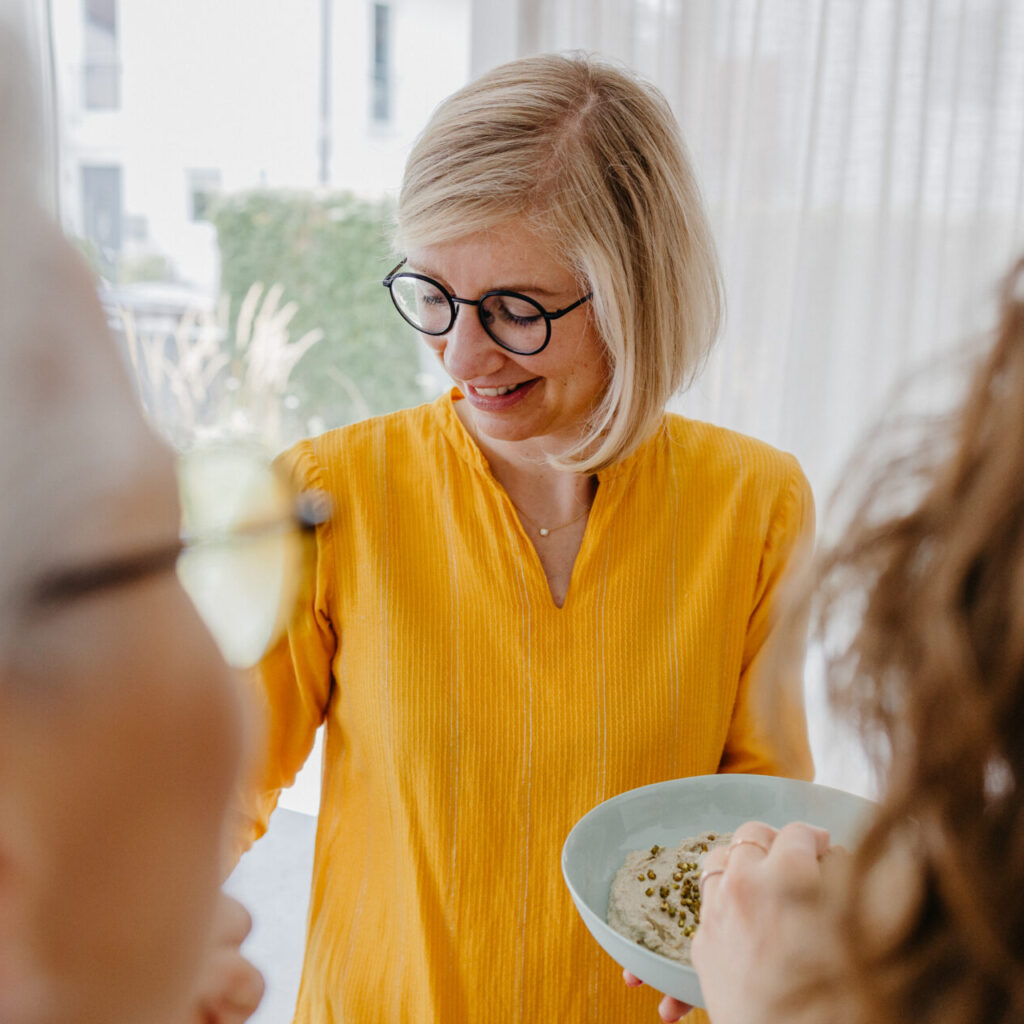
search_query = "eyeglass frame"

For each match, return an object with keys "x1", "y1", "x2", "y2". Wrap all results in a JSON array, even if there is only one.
[
  {"x1": 381, "y1": 258, "x2": 593, "y2": 356},
  {"x1": 26, "y1": 446, "x2": 329, "y2": 669},
  {"x1": 31, "y1": 481, "x2": 325, "y2": 606}
]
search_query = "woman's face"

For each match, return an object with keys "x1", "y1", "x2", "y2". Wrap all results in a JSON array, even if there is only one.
[
  {"x1": 0, "y1": 219, "x2": 245, "y2": 1024},
  {"x1": 404, "y1": 221, "x2": 609, "y2": 459}
]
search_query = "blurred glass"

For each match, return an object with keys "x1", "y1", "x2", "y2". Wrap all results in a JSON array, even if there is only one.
[{"x1": 176, "y1": 444, "x2": 323, "y2": 668}]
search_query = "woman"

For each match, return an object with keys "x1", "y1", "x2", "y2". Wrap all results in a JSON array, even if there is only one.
[
  {"x1": 240, "y1": 53, "x2": 815, "y2": 1022},
  {"x1": 658, "y1": 259, "x2": 1024, "y2": 1024},
  {"x1": 0, "y1": 22, "x2": 262, "y2": 1023}
]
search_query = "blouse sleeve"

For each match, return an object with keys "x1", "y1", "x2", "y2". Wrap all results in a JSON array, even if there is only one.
[
  {"x1": 230, "y1": 438, "x2": 338, "y2": 860},
  {"x1": 718, "y1": 458, "x2": 816, "y2": 780}
]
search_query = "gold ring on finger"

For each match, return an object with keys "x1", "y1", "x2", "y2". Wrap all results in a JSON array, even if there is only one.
[
  {"x1": 727, "y1": 838, "x2": 769, "y2": 856},
  {"x1": 698, "y1": 868, "x2": 725, "y2": 895}
]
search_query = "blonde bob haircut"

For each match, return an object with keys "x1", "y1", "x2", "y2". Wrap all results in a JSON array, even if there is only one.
[{"x1": 395, "y1": 52, "x2": 723, "y2": 473}]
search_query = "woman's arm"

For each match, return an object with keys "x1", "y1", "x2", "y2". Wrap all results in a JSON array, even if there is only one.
[
  {"x1": 719, "y1": 462, "x2": 816, "y2": 780},
  {"x1": 231, "y1": 439, "x2": 338, "y2": 859}
]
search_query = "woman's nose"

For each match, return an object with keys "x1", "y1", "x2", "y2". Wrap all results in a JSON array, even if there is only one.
[{"x1": 441, "y1": 306, "x2": 505, "y2": 380}]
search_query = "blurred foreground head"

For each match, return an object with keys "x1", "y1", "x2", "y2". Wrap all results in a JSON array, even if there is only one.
[{"x1": 0, "y1": 21, "x2": 243, "y2": 1024}]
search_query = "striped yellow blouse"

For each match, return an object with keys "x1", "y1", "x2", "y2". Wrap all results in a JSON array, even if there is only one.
[{"x1": 239, "y1": 389, "x2": 815, "y2": 1024}]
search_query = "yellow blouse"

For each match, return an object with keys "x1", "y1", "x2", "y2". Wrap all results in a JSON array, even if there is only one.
[{"x1": 239, "y1": 390, "x2": 814, "y2": 1023}]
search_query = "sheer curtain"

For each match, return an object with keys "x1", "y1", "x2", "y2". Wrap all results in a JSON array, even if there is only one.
[
  {"x1": 499, "y1": 0, "x2": 1024, "y2": 497},
  {"x1": 475, "y1": 0, "x2": 1024, "y2": 791}
]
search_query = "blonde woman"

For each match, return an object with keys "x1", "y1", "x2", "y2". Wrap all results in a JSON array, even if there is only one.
[{"x1": 241, "y1": 53, "x2": 815, "y2": 1023}]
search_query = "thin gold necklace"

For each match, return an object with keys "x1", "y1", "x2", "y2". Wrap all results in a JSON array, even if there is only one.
[{"x1": 510, "y1": 499, "x2": 591, "y2": 537}]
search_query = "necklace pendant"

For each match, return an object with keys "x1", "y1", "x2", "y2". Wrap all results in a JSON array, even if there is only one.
[{"x1": 539, "y1": 527, "x2": 550, "y2": 537}]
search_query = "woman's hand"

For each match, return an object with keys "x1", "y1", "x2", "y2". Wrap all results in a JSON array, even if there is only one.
[
  {"x1": 691, "y1": 821, "x2": 835, "y2": 1024},
  {"x1": 622, "y1": 821, "x2": 838, "y2": 1023},
  {"x1": 622, "y1": 969, "x2": 693, "y2": 1022},
  {"x1": 180, "y1": 892, "x2": 265, "y2": 1024}
]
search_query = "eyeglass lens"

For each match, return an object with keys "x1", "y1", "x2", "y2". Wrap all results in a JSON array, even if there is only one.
[
  {"x1": 389, "y1": 275, "x2": 549, "y2": 354},
  {"x1": 176, "y1": 446, "x2": 311, "y2": 668}
]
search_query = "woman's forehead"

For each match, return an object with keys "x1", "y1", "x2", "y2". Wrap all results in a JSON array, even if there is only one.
[{"x1": 404, "y1": 221, "x2": 575, "y2": 289}]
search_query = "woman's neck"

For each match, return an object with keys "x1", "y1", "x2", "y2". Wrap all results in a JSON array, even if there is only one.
[{"x1": 453, "y1": 396, "x2": 596, "y2": 519}]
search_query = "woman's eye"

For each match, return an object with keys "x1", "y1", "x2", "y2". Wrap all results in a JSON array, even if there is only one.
[{"x1": 496, "y1": 298, "x2": 542, "y2": 325}]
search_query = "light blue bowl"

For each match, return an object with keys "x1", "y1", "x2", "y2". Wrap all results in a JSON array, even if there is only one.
[{"x1": 561, "y1": 773, "x2": 875, "y2": 1009}]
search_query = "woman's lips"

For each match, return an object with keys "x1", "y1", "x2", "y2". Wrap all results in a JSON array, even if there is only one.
[{"x1": 464, "y1": 378, "x2": 539, "y2": 410}]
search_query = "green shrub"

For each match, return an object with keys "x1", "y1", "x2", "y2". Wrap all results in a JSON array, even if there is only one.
[
  {"x1": 118, "y1": 251, "x2": 172, "y2": 284},
  {"x1": 211, "y1": 189, "x2": 424, "y2": 431}
]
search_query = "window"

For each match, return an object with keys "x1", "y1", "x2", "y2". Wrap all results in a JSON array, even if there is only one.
[
  {"x1": 370, "y1": 3, "x2": 391, "y2": 123},
  {"x1": 80, "y1": 164, "x2": 122, "y2": 273},
  {"x1": 82, "y1": 0, "x2": 118, "y2": 110},
  {"x1": 187, "y1": 168, "x2": 222, "y2": 222}
]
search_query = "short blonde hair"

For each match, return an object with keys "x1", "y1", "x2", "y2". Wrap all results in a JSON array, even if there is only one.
[{"x1": 396, "y1": 52, "x2": 723, "y2": 472}]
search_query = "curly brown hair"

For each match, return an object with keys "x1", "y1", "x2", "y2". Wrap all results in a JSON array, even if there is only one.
[{"x1": 816, "y1": 257, "x2": 1024, "y2": 1023}]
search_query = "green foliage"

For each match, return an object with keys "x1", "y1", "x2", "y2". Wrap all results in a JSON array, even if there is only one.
[
  {"x1": 211, "y1": 189, "x2": 423, "y2": 430},
  {"x1": 118, "y1": 251, "x2": 172, "y2": 284}
]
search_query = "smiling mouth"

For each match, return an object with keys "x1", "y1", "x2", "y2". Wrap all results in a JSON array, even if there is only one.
[{"x1": 472, "y1": 381, "x2": 529, "y2": 397}]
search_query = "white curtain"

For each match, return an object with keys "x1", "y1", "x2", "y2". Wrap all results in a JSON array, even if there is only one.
[
  {"x1": 487, "y1": 0, "x2": 1024, "y2": 500},
  {"x1": 474, "y1": 0, "x2": 1024, "y2": 792}
]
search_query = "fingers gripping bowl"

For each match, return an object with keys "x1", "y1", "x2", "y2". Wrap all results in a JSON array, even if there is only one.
[{"x1": 561, "y1": 773, "x2": 876, "y2": 1009}]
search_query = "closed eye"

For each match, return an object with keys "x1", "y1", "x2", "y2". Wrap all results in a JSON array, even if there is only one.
[
  {"x1": 487, "y1": 295, "x2": 544, "y2": 326},
  {"x1": 498, "y1": 307, "x2": 542, "y2": 326}
]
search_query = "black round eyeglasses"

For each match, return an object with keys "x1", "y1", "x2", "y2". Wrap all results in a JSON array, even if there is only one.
[{"x1": 382, "y1": 259, "x2": 593, "y2": 356}]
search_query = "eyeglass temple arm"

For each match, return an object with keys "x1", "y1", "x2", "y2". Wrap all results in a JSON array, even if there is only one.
[
  {"x1": 294, "y1": 489, "x2": 331, "y2": 529},
  {"x1": 182, "y1": 491, "x2": 330, "y2": 547},
  {"x1": 550, "y1": 292, "x2": 593, "y2": 319},
  {"x1": 382, "y1": 258, "x2": 408, "y2": 285}
]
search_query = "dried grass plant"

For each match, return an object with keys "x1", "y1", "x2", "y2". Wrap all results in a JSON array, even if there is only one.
[{"x1": 119, "y1": 281, "x2": 326, "y2": 452}]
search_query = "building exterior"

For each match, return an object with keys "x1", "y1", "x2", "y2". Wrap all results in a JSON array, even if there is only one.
[{"x1": 50, "y1": 0, "x2": 471, "y2": 295}]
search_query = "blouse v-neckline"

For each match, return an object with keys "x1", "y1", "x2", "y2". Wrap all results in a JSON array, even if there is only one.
[{"x1": 431, "y1": 389, "x2": 657, "y2": 612}]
